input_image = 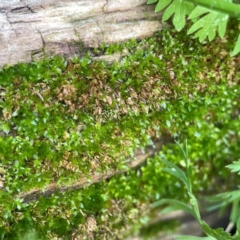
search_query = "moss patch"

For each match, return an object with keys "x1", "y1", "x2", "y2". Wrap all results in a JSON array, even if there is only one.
[{"x1": 0, "y1": 28, "x2": 239, "y2": 239}]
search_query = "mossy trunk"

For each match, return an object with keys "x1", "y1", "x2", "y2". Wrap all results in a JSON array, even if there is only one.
[{"x1": 0, "y1": 0, "x2": 166, "y2": 67}]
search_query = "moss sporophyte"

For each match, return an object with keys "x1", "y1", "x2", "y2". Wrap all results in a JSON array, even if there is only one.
[{"x1": 0, "y1": 28, "x2": 239, "y2": 239}]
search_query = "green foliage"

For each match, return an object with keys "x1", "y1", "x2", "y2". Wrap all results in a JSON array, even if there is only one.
[
  {"x1": 231, "y1": 34, "x2": 240, "y2": 56},
  {"x1": 0, "y1": 27, "x2": 240, "y2": 238},
  {"x1": 155, "y1": 0, "x2": 194, "y2": 31},
  {"x1": 153, "y1": 142, "x2": 240, "y2": 239},
  {"x1": 148, "y1": 0, "x2": 240, "y2": 56},
  {"x1": 188, "y1": 6, "x2": 229, "y2": 41},
  {"x1": 227, "y1": 161, "x2": 240, "y2": 174}
]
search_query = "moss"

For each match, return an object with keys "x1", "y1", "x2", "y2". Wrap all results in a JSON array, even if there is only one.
[{"x1": 0, "y1": 27, "x2": 239, "y2": 239}]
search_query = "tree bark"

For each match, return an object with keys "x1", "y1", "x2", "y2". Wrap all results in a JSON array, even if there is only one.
[{"x1": 0, "y1": 0, "x2": 166, "y2": 67}]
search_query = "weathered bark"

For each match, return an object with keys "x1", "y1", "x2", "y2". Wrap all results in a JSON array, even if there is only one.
[{"x1": 0, "y1": 0, "x2": 166, "y2": 67}]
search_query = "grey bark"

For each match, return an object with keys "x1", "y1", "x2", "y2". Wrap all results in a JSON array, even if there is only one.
[{"x1": 0, "y1": 0, "x2": 166, "y2": 67}]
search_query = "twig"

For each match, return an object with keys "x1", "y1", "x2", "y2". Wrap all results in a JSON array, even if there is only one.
[
  {"x1": 33, "y1": 90, "x2": 44, "y2": 102},
  {"x1": 225, "y1": 221, "x2": 235, "y2": 233}
]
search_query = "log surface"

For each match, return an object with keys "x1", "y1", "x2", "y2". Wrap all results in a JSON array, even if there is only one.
[{"x1": 0, "y1": 0, "x2": 165, "y2": 67}]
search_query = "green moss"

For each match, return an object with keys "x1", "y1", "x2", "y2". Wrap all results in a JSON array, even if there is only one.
[{"x1": 0, "y1": 28, "x2": 239, "y2": 239}]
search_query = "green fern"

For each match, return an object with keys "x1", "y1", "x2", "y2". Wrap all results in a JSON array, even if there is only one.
[
  {"x1": 188, "y1": 6, "x2": 229, "y2": 41},
  {"x1": 154, "y1": 0, "x2": 194, "y2": 31},
  {"x1": 152, "y1": 141, "x2": 240, "y2": 239},
  {"x1": 226, "y1": 160, "x2": 240, "y2": 174},
  {"x1": 147, "y1": 0, "x2": 240, "y2": 56}
]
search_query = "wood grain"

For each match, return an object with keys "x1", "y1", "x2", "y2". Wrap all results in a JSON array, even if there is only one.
[{"x1": 0, "y1": 0, "x2": 166, "y2": 67}]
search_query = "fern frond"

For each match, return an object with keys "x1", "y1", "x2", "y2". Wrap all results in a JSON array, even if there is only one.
[{"x1": 188, "y1": 6, "x2": 229, "y2": 41}]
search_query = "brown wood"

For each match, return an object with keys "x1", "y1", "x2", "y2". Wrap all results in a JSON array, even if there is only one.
[{"x1": 0, "y1": 0, "x2": 166, "y2": 67}]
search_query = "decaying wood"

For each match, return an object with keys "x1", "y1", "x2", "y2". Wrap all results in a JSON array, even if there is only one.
[
  {"x1": 0, "y1": 0, "x2": 166, "y2": 67},
  {"x1": 17, "y1": 138, "x2": 173, "y2": 203}
]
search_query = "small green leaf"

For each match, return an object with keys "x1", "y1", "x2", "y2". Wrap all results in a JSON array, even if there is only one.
[
  {"x1": 155, "y1": 0, "x2": 172, "y2": 12},
  {"x1": 2, "y1": 123, "x2": 10, "y2": 134},
  {"x1": 230, "y1": 200, "x2": 240, "y2": 223},
  {"x1": 201, "y1": 221, "x2": 232, "y2": 240},
  {"x1": 226, "y1": 160, "x2": 240, "y2": 174},
  {"x1": 151, "y1": 198, "x2": 195, "y2": 216},
  {"x1": 163, "y1": 0, "x2": 194, "y2": 31},
  {"x1": 231, "y1": 34, "x2": 240, "y2": 56},
  {"x1": 218, "y1": 16, "x2": 228, "y2": 38},
  {"x1": 236, "y1": 217, "x2": 240, "y2": 235},
  {"x1": 161, "y1": 101, "x2": 167, "y2": 109},
  {"x1": 205, "y1": 190, "x2": 240, "y2": 212},
  {"x1": 188, "y1": 6, "x2": 209, "y2": 19},
  {"x1": 166, "y1": 120, "x2": 171, "y2": 127},
  {"x1": 188, "y1": 6, "x2": 229, "y2": 42},
  {"x1": 161, "y1": 158, "x2": 190, "y2": 190}
]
